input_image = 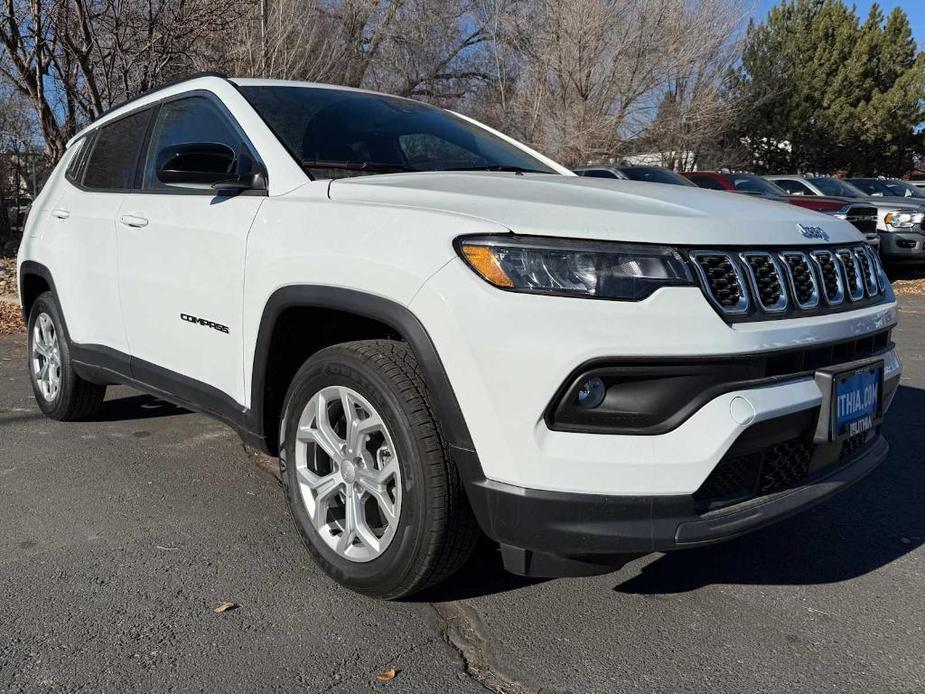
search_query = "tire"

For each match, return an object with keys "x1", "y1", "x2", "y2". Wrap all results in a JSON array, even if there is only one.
[
  {"x1": 27, "y1": 292, "x2": 106, "y2": 421},
  {"x1": 279, "y1": 339, "x2": 479, "y2": 599}
]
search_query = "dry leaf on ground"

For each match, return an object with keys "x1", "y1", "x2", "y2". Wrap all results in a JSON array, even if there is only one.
[
  {"x1": 212, "y1": 601, "x2": 239, "y2": 613},
  {"x1": 0, "y1": 301, "x2": 23, "y2": 335},
  {"x1": 894, "y1": 279, "x2": 925, "y2": 297},
  {"x1": 0, "y1": 256, "x2": 16, "y2": 297},
  {"x1": 375, "y1": 668, "x2": 397, "y2": 682}
]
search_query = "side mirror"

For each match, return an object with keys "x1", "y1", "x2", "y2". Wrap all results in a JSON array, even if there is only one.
[
  {"x1": 212, "y1": 151, "x2": 267, "y2": 193},
  {"x1": 156, "y1": 142, "x2": 238, "y2": 185}
]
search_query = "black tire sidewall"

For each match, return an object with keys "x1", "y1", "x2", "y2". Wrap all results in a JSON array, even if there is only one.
[{"x1": 280, "y1": 348, "x2": 435, "y2": 597}]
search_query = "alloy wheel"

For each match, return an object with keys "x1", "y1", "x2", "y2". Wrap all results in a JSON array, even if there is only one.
[
  {"x1": 294, "y1": 385, "x2": 402, "y2": 562},
  {"x1": 31, "y1": 313, "x2": 61, "y2": 402}
]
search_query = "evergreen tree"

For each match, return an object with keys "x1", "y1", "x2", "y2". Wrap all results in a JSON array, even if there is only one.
[{"x1": 730, "y1": 0, "x2": 924, "y2": 175}]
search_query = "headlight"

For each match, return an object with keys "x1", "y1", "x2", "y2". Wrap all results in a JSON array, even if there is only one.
[
  {"x1": 884, "y1": 210, "x2": 923, "y2": 229},
  {"x1": 455, "y1": 235, "x2": 693, "y2": 300}
]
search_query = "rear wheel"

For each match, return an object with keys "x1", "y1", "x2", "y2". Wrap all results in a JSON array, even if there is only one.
[
  {"x1": 280, "y1": 340, "x2": 479, "y2": 599},
  {"x1": 27, "y1": 293, "x2": 106, "y2": 420}
]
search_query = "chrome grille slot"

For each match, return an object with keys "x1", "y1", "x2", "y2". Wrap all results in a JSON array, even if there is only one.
[
  {"x1": 690, "y1": 252, "x2": 749, "y2": 315},
  {"x1": 865, "y1": 245, "x2": 886, "y2": 293},
  {"x1": 780, "y1": 252, "x2": 820, "y2": 309},
  {"x1": 741, "y1": 252, "x2": 787, "y2": 312},
  {"x1": 810, "y1": 250, "x2": 845, "y2": 305},
  {"x1": 836, "y1": 249, "x2": 865, "y2": 301},
  {"x1": 854, "y1": 247, "x2": 879, "y2": 296}
]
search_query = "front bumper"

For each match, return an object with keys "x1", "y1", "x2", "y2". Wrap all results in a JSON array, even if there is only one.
[
  {"x1": 880, "y1": 231, "x2": 925, "y2": 263},
  {"x1": 465, "y1": 432, "x2": 889, "y2": 577}
]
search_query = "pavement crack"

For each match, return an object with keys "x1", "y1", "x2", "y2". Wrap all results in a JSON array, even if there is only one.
[{"x1": 433, "y1": 601, "x2": 556, "y2": 694}]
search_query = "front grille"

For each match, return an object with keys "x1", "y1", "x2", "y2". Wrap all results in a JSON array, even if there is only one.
[
  {"x1": 756, "y1": 438, "x2": 813, "y2": 494},
  {"x1": 841, "y1": 431, "x2": 870, "y2": 458},
  {"x1": 695, "y1": 430, "x2": 876, "y2": 511},
  {"x1": 843, "y1": 205, "x2": 877, "y2": 235},
  {"x1": 691, "y1": 245, "x2": 885, "y2": 321},
  {"x1": 694, "y1": 438, "x2": 813, "y2": 506}
]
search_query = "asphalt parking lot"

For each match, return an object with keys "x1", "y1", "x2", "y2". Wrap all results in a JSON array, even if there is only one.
[{"x1": 1, "y1": 297, "x2": 924, "y2": 693}]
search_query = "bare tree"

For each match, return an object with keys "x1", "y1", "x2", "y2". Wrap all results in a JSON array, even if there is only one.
[
  {"x1": 637, "y1": 0, "x2": 746, "y2": 170},
  {"x1": 0, "y1": 0, "x2": 240, "y2": 162},
  {"x1": 227, "y1": 0, "x2": 344, "y2": 81},
  {"x1": 0, "y1": 0, "x2": 747, "y2": 170},
  {"x1": 474, "y1": 0, "x2": 746, "y2": 166}
]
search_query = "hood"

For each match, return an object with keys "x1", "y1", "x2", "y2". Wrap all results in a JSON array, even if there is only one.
[
  {"x1": 859, "y1": 195, "x2": 925, "y2": 210},
  {"x1": 329, "y1": 172, "x2": 864, "y2": 245}
]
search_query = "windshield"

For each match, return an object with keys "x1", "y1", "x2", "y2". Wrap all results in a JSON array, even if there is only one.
[
  {"x1": 730, "y1": 174, "x2": 785, "y2": 196},
  {"x1": 807, "y1": 177, "x2": 865, "y2": 198},
  {"x1": 880, "y1": 180, "x2": 925, "y2": 199},
  {"x1": 846, "y1": 178, "x2": 898, "y2": 197},
  {"x1": 239, "y1": 85, "x2": 556, "y2": 178},
  {"x1": 618, "y1": 167, "x2": 694, "y2": 186}
]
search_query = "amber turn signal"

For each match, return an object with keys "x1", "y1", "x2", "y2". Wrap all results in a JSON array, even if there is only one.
[{"x1": 459, "y1": 244, "x2": 514, "y2": 287}]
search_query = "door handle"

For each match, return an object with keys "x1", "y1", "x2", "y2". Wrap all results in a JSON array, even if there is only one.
[
  {"x1": 51, "y1": 208, "x2": 70, "y2": 220},
  {"x1": 119, "y1": 214, "x2": 149, "y2": 228}
]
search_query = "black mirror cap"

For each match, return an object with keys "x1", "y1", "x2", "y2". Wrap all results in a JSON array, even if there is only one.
[
  {"x1": 156, "y1": 142, "x2": 238, "y2": 185},
  {"x1": 212, "y1": 151, "x2": 268, "y2": 193}
]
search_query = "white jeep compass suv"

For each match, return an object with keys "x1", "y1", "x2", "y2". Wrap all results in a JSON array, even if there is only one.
[{"x1": 17, "y1": 74, "x2": 901, "y2": 598}]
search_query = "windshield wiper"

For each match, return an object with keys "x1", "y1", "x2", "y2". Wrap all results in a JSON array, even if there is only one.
[
  {"x1": 442, "y1": 165, "x2": 551, "y2": 175},
  {"x1": 301, "y1": 159, "x2": 417, "y2": 174}
]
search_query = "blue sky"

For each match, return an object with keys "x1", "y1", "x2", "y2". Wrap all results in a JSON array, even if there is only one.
[{"x1": 754, "y1": 1, "x2": 925, "y2": 47}]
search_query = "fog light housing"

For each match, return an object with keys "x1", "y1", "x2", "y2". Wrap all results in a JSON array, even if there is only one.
[{"x1": 576, "y1": 377, "x2": 606, "y2": 409}]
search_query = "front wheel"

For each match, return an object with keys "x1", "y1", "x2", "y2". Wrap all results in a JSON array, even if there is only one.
[{"x1": 279, "y1": 340, "x2": 479, "y2": 599}]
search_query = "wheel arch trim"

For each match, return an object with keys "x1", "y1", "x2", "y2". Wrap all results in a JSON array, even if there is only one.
[
  {"x1": 250, "y1": 285, "x2": 478, "y2": 457},
  {"x1": 18, "y1": 261, "x2": 59, "y2": 326}
]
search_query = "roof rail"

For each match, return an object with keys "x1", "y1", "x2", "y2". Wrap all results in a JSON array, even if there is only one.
[{"x1": 97, "y1": 71, "x2": 230, "y2": 118}]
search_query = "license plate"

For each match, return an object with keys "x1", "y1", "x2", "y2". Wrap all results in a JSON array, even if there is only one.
[{"x1": 832, "y1": 363, "x2": 882, "y2": 439}]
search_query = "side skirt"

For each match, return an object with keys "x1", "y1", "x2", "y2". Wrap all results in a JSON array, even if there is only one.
[{"x1": 70, "y1": 342, "x2": 266, "y2": 450}]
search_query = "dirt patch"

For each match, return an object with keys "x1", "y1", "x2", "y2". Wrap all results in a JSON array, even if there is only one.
[{"x1": 0, "y1": 300, "x2": 24, "y2": 335}]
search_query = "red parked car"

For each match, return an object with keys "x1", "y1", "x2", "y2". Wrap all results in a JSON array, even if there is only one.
[{"x1": 681, "y1": 171, "x2": 852, "y2": 212}]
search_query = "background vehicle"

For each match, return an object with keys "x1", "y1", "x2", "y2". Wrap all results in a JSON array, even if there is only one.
[
  {"x1": 767, "y1": 174, "x2": 925, "y2": 262},
  {"x1": 573, "y1": 164, "x2": 695, "y2": 186},
  {"x1": 683, "y1": 171, "x2": 879, "y2": 246},
  {"x1": 848, "y1": 178, "x2": 925, "y2": 201},
  {"x1": 17, "y1": 75, "x2": 902, "y2": 599},
  {"x1": 769, "y1": 175, "x2": 925, "y2": 210}
]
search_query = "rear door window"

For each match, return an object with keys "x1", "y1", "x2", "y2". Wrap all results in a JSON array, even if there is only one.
[{"x1": 82, "y1": 108, "x2": 154, "y2": 190}]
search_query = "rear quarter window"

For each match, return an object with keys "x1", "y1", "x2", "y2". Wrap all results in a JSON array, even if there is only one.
[
  {"x1": 65, "y1": 136, "x2": 93, "y2": 185},
  {"x1": 82, "y1": 108, "x2": 153, "y2": 190}
]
